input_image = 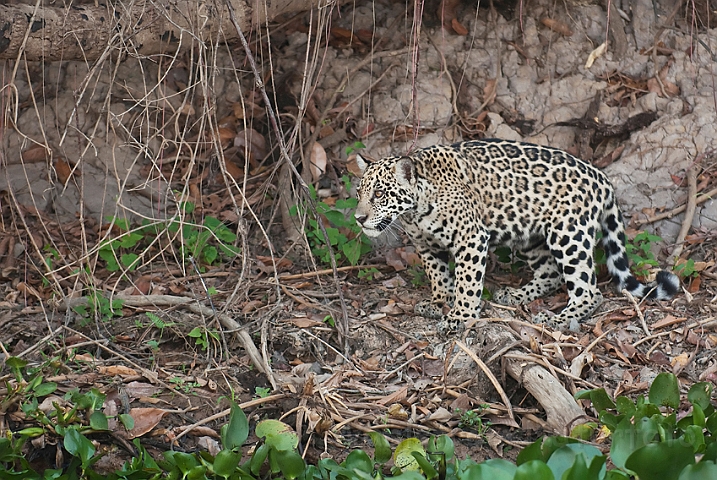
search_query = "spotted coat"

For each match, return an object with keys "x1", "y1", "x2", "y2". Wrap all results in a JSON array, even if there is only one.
[{"x1": 355, "y1": 139, "x2": 680, "y2": 334}]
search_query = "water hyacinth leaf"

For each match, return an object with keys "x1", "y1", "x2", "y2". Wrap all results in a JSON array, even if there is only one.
[
  {"x1": 514, "y1": 460, "x2": 554, "y2": 480},
  {"x1": 394, "y1": 438, "x2": 425, "y2": 472},
  {"x1": 221, "y1": 402, "x2": 249, "y2": 450},
  {"x1": 368, "y1": 432, "x2": 392, "y2": 464},
  {"x1": 625, "y1": 443, "x2": 694, "y2": 480},
  {"x1": 649, "y1": 372, "x2": 680, "y2": 409}
]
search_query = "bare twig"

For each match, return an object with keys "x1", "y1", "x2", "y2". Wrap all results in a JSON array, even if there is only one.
[
  {"x1": 634, "y1": 185, "x2": 717, "y2": 226},
  {"x1": 622, "y1": 289, "x2": 650, "y2": 336},
  {"x1": 453, "y1": 341, "x2": 515, "y2": 423},
  {"x1": 669, "y1": 165, "x2": 698, "y2": 264}
]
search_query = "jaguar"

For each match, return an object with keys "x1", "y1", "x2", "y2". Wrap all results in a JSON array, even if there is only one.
[{"x1": 354, "y1": 139, "x2": 680, "y2": 334}]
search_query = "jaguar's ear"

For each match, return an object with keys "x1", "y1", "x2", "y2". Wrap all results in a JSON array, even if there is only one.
[
  {"x1": 355, "y1": 153, "x2": 369, "y2": 177},
  {"x1": 395, "y1": 157, "x2": 416, "y2": 186}
]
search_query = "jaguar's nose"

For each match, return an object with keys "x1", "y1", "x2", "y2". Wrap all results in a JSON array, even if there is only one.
[{"x1": 355, "y1": 214, "x2": 368, "y2": 225}]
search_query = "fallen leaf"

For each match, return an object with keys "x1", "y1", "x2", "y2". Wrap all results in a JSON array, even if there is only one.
[
  {"x1": 124, "y1": 381, "x2": 163, "y2": 399},
  {"x1": 54, "y1": 158, "x2": 75, "y2": 185},
  {"x1": 287, "y1": 317, "x2": 323, "y2": 329},
  {"x1": 451, "y1": 18, "x2": 468, "y2": 35},
  {"x1": 651, "y1": 315, "x2": 687, "y2": 330},
  {"x1": 687, "y1": 275, "x2": 701, "y2": 293},
  {"x1": 309, "y1": 142, "x2": 327, "y2": 183},
  {"x1": 385, "y1": 249, "x2": 407, "y2": 271},
  {"x1": 541, "y1": 17, "x2": 573, "y2": 36},
  {"x1": 671, "y1": 353, "x2": 690, "y2": 371},
  {"x1": 98, "y1": 365, "x2": 139, "y2": 377},
  {"x1": 483, "y1": 79, "x2": 497, "y2": 105},
  {"x1": 387, "y1": 403, "x2": 409, "y2": 420},
  {"x1": 382, "y1": 275, "x2": 406, "y2": 288},
  {"x1": 449, "y1": 394, "x2": 471, "y2": 411},
  {"x1": 22, "y1": 145, "x2": 50, "y2": 163},
  {"x1": 428, "y1": 407, "x2": 452, "y2": 422},
  {"x1": 126, "y1": 408, "x2": 168, "y2": 438},
  {"x1": 585, "y1": 42, "x2": 607, "y2": 69},
  {"x1": 256, "y1": 255, "x2": 293, "y2": 273}
]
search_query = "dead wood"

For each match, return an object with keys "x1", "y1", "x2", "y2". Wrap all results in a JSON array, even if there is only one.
[
  {"x1": 456, "y1": 322, "x2": 586, "y2": 434},
  {"x1": 0, "y1": 0, "x2": 329, "y2": 62}
]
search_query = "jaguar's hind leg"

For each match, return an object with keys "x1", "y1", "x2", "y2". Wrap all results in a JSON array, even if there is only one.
[{"x1": 493, "y1": 243, "x2": 563, "y2": 305}]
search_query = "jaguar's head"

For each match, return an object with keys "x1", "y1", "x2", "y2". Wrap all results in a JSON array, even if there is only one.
[{"x1": 354, "y1": 153, "x2": 418, "y2": 238}]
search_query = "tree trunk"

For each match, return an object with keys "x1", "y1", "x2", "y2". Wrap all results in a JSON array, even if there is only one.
[{"x1": 0, "y1": 0, "x2": 327, "y2": 62}]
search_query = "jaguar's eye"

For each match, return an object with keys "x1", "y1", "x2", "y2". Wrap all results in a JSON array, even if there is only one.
[{"x1": 373, "y1": 190, "x2": 384, "y2": 199}]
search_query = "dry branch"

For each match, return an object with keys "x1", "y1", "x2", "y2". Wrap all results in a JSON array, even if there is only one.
[
  {"x1": 0, "y1": 0, "x2": 331, "y2": 61},
  {"x1": 465, "y1": 322, "x2": 586, "y2": 434}
]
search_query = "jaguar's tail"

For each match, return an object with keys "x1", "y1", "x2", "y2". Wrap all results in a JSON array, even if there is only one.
[{"x1": 600, "y1": 198, "x2": 680, "y2": 300}]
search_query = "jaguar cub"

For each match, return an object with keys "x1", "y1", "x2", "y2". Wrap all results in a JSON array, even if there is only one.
[{"x1": 354, "y1": 139, "x2": 679, "y2": 334}]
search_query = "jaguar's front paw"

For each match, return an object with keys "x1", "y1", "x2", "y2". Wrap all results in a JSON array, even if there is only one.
[
  {"x1": 532, "y1": 311, "x2": 573, "y2": 331},
  {"x1": 415, "y1": 300, "x2": 444, "y2": 319},
  {"x1": 437, "y1": 315, "x2": 466, "y2": 336},
  {"x1": 492, "y1": 287, "x2": 521, "y2": 305}
]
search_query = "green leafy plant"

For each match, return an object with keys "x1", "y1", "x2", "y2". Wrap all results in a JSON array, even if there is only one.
[
  {"x1": 188, "y1": 326, "x2": 220, "y2": 351},
  {"x1": 345, "y1": 140, "x2": 366, "y2": 156},
  {"x1": 624, "y1": 231, "x2": 662, "y2": 278},
  {"x1": 254, "y1": 386, "x2": 272, "y2": 398},
  {"x1": 72, "y1": 290, "x2": 125, "y2": 325},
  {"x1": 98, "y1": 212, "x2": 241, "y2": 274},
  {"x1": 576, "y1": 372, "x2": 716, "y2": 480},
  {"x1": 407, "y1": 265, "x2": 427, "y2": 287},
  {"x1": 291, "y1": 177, "x2": 372, "y2": 266},
  {"x1": 674, "y1": 258, "x2": 700, "y2": 279},
  {"x1": 494, "y1": 245, "x2": 527, "y2": 274},
  {"x1": 98, "y1": 218, "x2": 143, "y2": 272},
  {"x1": 3, "y1": 367, "x2": 714, "y2": 479},
  {"x1": 457, "y1": 405, "x2": 491, "y2": 436},
  {"x1": 358, "y1": 266, "x2": 381, "y2": 281}
]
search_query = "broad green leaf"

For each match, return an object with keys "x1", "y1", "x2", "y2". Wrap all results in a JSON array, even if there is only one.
[
  {"x1": 202, "y1": 245, "x2": 218, "y2": 264},
  {"x1": 625, "y1": 443, "x2": 694, "y2": 480},
  {"x1": 570, "y1": 422, "x2": 596, "y2": 441},
  {"x1": 687, "y1": 383, "x2": 712, "y2": 410},
  {"x1": 119, "y1": 413, "x2": 134, "y2": 430},
  {"x1": 213, "y1": 450, "x2": 242, "y2": 477},
  {"x1": 514, "y1": 460, "x2": 554, "y2": 480},
  {"x1": 611, "y1": 416, "x2": 659, "y2": 469},
  {"x1": 335, "y1": 198, "x2": 357, "y2": 209},
  {"x1": 273, "y1": 449, "x2": 306, "y2": 480},
  {"x1": 249, "y1": 443, "x2": 270, "y2": 475},
  {"x1": 165, "y1": 451, "x2": 200, "y2": 474},
  {"x1": 707, "y1": 412, "x2": 717, "y2": 435},
  {"x1": 517, "y1": 438, "x2": 544, "y2": 464},
  {"x1": 615, "y1": 396, "x2": 636, "y2": 416},
  {"x1": 186, "y1": 464, "x2": 207, "y2": 479},
  {"x1": 427, "y1": 435, "x2": 455, "y2": 463},
  {"x1": 546, "y1": 444, "x2": 604, "y2": 480},
  {"x1": 221, "y1": 402, "x2": 249, "y2": 450},
  {"x1": 394, "y1": 438, "x2": 425, "y2": 472},
  {"x1": 368, "y1": 432, "x2": 392, "y2": 464},
  {"x1": 343, "y1": 449, "x2": 373, "y2": 474},
  {"x1": 678, "y1": 461, "x2": 717, "y2": 480},
  {"x1": 649, "y1": 372, "x2": 680, "y2": 409},
  {"x1": 682, "y1": 424, "x2": 706, "y2": 453},
  {"x1": 255, "y1": 419, "x2": 298, "y2": 451},
  {"x1": 32, "y1": 382, "x2": 57, "y2": 397},
  {"x1": 343, "y1": 239, "x2": 362, "y2": 266},
  {"x1": 121, "y1": 253, "x2": 139, "y2": 270},
  {"x1": 604, "y1": 470, "x2": 631, "y2": 479},
  {"x1": 462, "y1": 459, "x2": 516, "y2": 480},
  {"x1": 64, "y1": 429, "x2": 95, "y2": 465},
  {"x1": 411, "y1": 452, "x2": 438, "y2": 479},
  {"x1": 89, "y1": 411, "x2": 108, "y2": 431},
  {"x1": 575, "y1": 388, "x2": 616, "y2": 413}
]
